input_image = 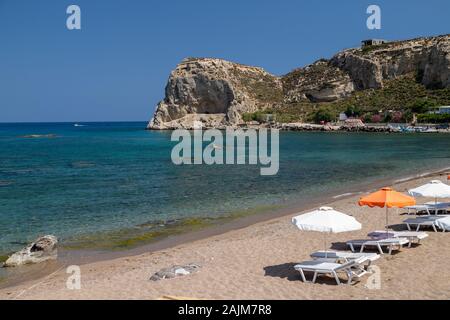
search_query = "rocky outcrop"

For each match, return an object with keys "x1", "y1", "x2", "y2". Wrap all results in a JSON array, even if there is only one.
[
  {"x1": 3, "y1": 235, "x2": 58, "y2": 267},
  {"x1": 148, "y1": 34, "x2": 450, "y2": 129},
  {"x1": 282, "y1": 59, "x2": 355, "y2": 103},
  {"x1": 422, "y1": 38, "x2": 450, "y2": 88},
  {"x1": 148, "y1": 58, "x2": 282, "y2": 129},
  {"x1": 330, "y1": 34, "x2": 450, "y2": 90}
]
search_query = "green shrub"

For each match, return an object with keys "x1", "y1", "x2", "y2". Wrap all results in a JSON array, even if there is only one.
[
  {"x1": 312, "y1": 108, "x2": 335, "y2": 123},
  {"x1": 242, "y1": 113, "x2": 254, "y2": 122},
  {"x1": 273, "y1": 113, "x2": 301, "y2": 123},
  {"x1": 345, "y1": 105, "x2": 362, "y2": 117},
  {"x1": 408, "y1": 98, "x2": 438, "y2": 113},
  {"x1": 362, "y1": 113, "x2": 373, "y2": 123},
  {"x1": 383, "y1": 113, "x2": 392, "y2": 123},
  {"x1": 242, "y1": 111, "x2": 272, "y2": 123},
  {"x1": 417, "y1": 113, "x2": 450, "y2": 123},
  {"x1": 402, "y1": 110, "x2": 413, "y2": 123}
]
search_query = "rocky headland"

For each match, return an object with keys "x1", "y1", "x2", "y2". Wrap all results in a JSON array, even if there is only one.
[{"x1": 148, "y1": 34, "x2": 450, "y2": 130}]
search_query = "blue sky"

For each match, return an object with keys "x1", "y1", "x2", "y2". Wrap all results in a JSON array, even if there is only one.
[{"x1": 0, "y1": 0, "x2": 448, "y2": 122}]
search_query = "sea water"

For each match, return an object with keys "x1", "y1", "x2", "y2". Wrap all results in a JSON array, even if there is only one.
[{"x1": 0, "y1": 122, "x2": 449, "y2": 256}]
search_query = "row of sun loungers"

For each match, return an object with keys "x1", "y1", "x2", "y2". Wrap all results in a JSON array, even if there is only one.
[
  {"x1": 347, "y1": 230, "x2": 428, "y2": 254},
  {"x1": 404, "y1": 202, "x2": 450, "y2": 215},
  {"x1": 293, "y1": 198, "x2": 448, "y2": 285},
  {"x1": 294, "y1": 229, "x2": 430, "y2": 284}
]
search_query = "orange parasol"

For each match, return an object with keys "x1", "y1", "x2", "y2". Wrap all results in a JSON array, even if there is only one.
[
  {"x1": 358, "y1": 187, "x2": 416, "y2": 232},
  {"x1": 447, "y1": 175, "x2": 450, "y2": 180},
  {"x1": 359, "y1": 187, "x2": 416, "y2": 208}
]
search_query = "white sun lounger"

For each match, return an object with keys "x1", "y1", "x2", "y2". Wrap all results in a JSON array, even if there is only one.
[
  {"x1": 310, "y1": 251, "x2": 380, "y2": 267},
  {"x1": 425, "y1": 202, "x2": 450, "y2": 215},
  {"x1": 405, "y1": 203, "x2": 450, "y2": 215},
  {"x1": 434, "y1": 216, "x2": 450, "y2": 231},
  {"x1": 294, "y1": 258, "x2": 368, "y2": 285},
  {"x1": 368, "y1": 230, "x2": 429, "y2": 247},
  {"x1": 425, "y1": 201, "x2": 450, "y2": 209},
  {"x1": 404, "y1": 205, "x2": 435, "y2": 215},
  {"x1": 346, "y1": 237, "x2": 409, "y2": 254},
  {"x1": 403, "y1": 216, "x2": 446, "y2": 232}
]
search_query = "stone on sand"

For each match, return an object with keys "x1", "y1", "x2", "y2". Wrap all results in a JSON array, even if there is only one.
[{"x1": 3, "y1": 235, "x2": 58, "y2": 267}]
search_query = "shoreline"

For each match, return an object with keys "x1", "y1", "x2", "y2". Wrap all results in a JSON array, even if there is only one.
[
  {"x1": 147, "y1": 122, "x2": 450, "y2": 133},
  {"x1": 1, "y1": 166, "x2": 449, "y2": 296}
]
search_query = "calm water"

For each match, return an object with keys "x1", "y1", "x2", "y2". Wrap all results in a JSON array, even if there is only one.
[{"x1": 0, "y1": 122, "x2": 449, "y2": 256}]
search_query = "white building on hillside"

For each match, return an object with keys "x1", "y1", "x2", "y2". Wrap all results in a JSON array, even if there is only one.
[
  {"x1": 339, "y1": 113, "x2": 348, "y2": 121},
  {"x1": 361, "y1": 39, "x2": 388, "y2": 47}
]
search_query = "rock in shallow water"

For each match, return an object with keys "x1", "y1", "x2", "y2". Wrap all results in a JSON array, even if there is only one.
[
  {"x1": 3, "y1": 235, "x2": 58, "y2": 267},
  {"x1": 150, "y1": 263, "x2": 201, "y2": 281}
]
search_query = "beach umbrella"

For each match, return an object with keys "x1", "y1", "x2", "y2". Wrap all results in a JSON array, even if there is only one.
[
  {"x1": 358, "y1": 187, "x2": 416, "y2": 232},
  {"x1": 292, "y1": 206, "x2": 362, "y2": 256},
  {"x1": 408, "y1": 180, "x2": 450, "y2": 204}
]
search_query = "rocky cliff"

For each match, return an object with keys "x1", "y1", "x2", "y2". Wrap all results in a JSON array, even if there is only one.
[
  {"x1": 148, "y1": 34, "x2": 450, "y2": 129},
  {"x1": 148, "y1": 58, "x2": 282, "y2": 129}
]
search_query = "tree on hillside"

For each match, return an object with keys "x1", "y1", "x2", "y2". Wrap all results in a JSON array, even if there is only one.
[
  {"x1": 313, "y1": 108, "x2": 335, "y2": 123},
  {"x1": 409, "y1": 98, "x2": 437, "y2": 114},
  {"x1": 344, "y1": 105, "x2": 362, "y2": 117}
]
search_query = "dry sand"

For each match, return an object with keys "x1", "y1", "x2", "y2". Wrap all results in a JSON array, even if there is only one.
[{"x1": 1, "y1": 173, "x2": 450, "y2": 300}]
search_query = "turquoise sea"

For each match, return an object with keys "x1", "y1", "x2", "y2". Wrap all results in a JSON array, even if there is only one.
[{"x1": 0, "y1": 122, "x2": 450, "y2": 258}]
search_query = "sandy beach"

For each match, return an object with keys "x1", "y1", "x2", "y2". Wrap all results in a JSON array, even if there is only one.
[{"x1": 1, "y1": 172, "x2": 449, "y2": 300}]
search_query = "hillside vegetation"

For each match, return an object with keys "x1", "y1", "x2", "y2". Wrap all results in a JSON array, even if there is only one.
[{"x1": 244, "y1": 74, "x2": 450, "y2": 124}]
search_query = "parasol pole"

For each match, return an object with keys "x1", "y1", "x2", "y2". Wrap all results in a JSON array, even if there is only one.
[
  {"x1": 385, "y1": 206, "x2": 389, "y2": 235},
  {"x1": 435, "y1": 197, "x2": 438, "y2": 214}
]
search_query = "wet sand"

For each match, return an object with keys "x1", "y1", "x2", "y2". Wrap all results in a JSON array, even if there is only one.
[{"x1": 1, "y1": 172, "x2": 449, "y2": 300}]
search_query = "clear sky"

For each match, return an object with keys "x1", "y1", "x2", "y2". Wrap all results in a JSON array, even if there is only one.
[{"x1": 0, "y1": 0, "x2": 449, "y2": 122}]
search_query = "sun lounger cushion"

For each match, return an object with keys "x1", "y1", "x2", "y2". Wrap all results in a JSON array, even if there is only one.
[
  {"x1": 368, "y1": 230, "x2": 429, "y2": 240},
  {"x1": 310, "y1": 251, "x2": 380, "y2": 263}
]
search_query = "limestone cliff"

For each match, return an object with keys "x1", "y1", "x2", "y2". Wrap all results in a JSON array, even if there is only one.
[
  {"x1": 148, "y1": 34, "x2": 449, "y2": 129},
  {"x1": 148, "y1": 58, "x2": 282, "y2": 129},
  {"x1": 331, "y1": 35, "x2": 450, "y2": 90}
]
